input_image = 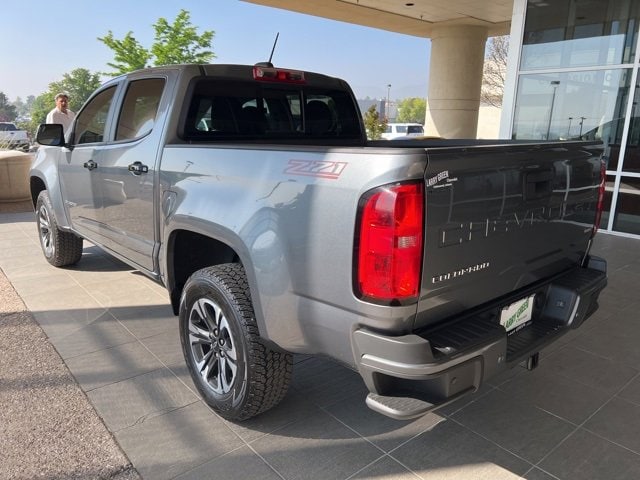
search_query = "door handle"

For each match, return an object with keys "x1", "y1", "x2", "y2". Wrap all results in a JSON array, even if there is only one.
[
  {"x1": 83, "y1": 160, "x2": 98, "y2": 170},
  {"x1": 128, "y1": 161, "x2": 149, "y2": 175}
]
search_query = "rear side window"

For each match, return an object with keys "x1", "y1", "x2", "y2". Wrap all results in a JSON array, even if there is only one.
[
  {"x1": 407, "y1": 125, "x2": 424, "y2": 134},
  {"x1": 115, "y1": 78, "x2": 165, "y2": 141},
  {"x1": 182, "y1": 80, "x2": 361, "y2": 141}
]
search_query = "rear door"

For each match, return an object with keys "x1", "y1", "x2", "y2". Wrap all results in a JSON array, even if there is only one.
[
  {"x1": 416, "y1": 142, "x2": 603, "y2": 328},
  {"x1": 95, "y1": 77, "x2": 167, "y2": 272}
]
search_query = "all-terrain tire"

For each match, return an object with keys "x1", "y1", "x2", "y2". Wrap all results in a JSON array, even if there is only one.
[
  {"x1": 179, "y1": 263, "x2": 292, "y2": 421},
  {"x1": 35, "y1": 190, "x2": 83, "y2": 267}
]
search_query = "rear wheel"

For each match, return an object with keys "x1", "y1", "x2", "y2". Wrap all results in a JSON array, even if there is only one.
[
  {"x1": 36, "y1": 190, "x2": 83, "y2": 267},
  {"x1": 179, "y1": 264, "x2": 292, "y2": 421}
]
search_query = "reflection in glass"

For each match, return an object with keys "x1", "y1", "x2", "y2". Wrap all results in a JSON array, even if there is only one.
[
  {"x1": 601, "y1": 176, "x2": 615, "y2": 229},
  {"x1": 613, "y1": 176, "x2": 640, "y2": 234},
  {"x1": 521, "y1": 0, "x2": 639, "y2": 70},
  {"x1": 620, "y1": 76, "x2": 640, "y2": 173},
  {"x1": 512, "y1": 70, "x2": 630, "y2": 154}
]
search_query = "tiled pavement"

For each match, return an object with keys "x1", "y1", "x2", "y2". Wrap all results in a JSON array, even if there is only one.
[{"x1": 1, "y1": 210, "x2": 639, "y2": 480}]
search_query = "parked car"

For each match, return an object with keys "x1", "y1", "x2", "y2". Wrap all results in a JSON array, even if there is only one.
[
  {"x1": 381, "y1": 122, "x2": 424, "y2": 140},
  {"x1": 0, "y1": 122, "x2": 29, "y2": 151}
]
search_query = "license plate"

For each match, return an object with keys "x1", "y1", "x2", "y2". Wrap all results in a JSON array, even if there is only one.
[{"x1": 500, "y1": 295, "x2": 535, "y2": 334}]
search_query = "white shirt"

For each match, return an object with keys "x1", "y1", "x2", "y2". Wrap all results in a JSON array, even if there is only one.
[{"x1": 46, "y1": 108, "x2": 76, "y2": 134}]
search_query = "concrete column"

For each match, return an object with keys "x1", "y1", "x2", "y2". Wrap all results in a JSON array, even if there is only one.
[{"x1": 425, "y1": 25, "x2": 488, "y2": 139}]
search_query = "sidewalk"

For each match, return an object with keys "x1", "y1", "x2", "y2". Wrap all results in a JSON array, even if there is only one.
[
  {"x1": 1, "y1": 202, "x2": 640, "y2": 480},
  {"x1": 0, "y1": 203, "x2": 139, "y2": 480}
]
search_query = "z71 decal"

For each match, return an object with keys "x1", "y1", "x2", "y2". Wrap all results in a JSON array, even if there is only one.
[{"x1": 284, "y1": 160, "x2": 347, "y2": 179}]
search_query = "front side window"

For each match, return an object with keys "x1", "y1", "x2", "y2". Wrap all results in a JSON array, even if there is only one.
[
  {"x1": 74, "y1": 86, "x2": 116, "y2": 145},
  {"x1": 115, "y1": 78, "x2": 165, "y2": 141}
]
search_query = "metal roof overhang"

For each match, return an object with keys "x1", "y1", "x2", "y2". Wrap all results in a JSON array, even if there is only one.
[{"x1": 242, "y1": 0, "x2": 513, "y2": 37}]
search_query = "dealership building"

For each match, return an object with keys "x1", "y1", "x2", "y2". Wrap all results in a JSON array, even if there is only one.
[{"x1": 247, "y1": 0, "x2": 640, "y2": 239}]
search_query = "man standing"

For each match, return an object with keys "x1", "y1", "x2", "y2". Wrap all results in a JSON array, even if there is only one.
[{"x1": 46, "y1": 93, "x2": 76, "y2": 134}]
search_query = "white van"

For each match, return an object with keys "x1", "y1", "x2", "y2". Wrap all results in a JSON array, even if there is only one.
[{"x1": 381, "y1": 123, "x2": 424, "y2": 140}]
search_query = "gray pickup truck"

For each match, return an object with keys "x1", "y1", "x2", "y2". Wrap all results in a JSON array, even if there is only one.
[{"x1": 30, "y1": 63, "x2": 607, "y2": 421}]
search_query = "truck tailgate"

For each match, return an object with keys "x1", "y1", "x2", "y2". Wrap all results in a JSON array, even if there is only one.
[{"x1": 416, "y1": 141, "x2": 604, "y2": 331}]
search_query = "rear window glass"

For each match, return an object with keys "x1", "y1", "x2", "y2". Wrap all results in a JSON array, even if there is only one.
[
  {"x1": 182, "y1": 80, "x2": 362, "y2": 141},
  {"x1": 115, "y1": 78, "x2": 165, "y2": 141},
  {"x1": 0, "y1": 123, "x2": 17, "y2": 131}
]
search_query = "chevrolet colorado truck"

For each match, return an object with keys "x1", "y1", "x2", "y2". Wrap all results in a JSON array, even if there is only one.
[
  {"x1": 30, "y1": 63, "x2": 607, "y2": 421},
  {"x1": 0, "y1": 122, "x2": 30, "y2": 151}
]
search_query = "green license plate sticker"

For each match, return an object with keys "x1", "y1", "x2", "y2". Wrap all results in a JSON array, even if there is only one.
[{"x1": 500, "y1": 295, "x2": 535, "y2": 334}]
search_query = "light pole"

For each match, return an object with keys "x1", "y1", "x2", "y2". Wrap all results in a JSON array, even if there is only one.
[
  {"x1": 579, "y1": 116, "x2": 587, "y2": 138},
  {"x1": 546, "y1": 80, "x2": 560, "y2": 140},
  {"x1": 386, "y1": 84, "x2": 391, "y2": 121}
]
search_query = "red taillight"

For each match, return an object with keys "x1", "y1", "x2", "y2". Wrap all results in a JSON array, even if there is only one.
[
  {"x1": 356, "y1": 182, "x2": 424, "y2": 303},
  {"x1": 593, "y1": 159, "x2": 606, "y2": 237},
  {"x1": 253, "y1": 66, "x2": 305, "y2": 84}
]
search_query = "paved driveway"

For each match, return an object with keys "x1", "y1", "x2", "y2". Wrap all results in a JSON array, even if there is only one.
[{"x1": 1, "y1": 210, "x2": 640, "y2": 480}]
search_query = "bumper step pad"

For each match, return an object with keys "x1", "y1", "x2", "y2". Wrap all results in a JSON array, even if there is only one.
[{"x1": 366, "y1": 386, "x2": 475, "y2": 420}]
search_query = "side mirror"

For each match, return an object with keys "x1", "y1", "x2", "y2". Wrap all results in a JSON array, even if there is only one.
[{"x1": 36, "y1": 124, "x2": 65, "y2": 147}]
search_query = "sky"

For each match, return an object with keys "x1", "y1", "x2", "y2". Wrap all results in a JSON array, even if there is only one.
[{"x1": 1, "y1": 0, "x2": 431, "y2": 102}]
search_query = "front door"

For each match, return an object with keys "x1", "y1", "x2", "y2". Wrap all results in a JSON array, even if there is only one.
[{"x1": 58, "y1": 86, "x2": 118, "y2": 243}]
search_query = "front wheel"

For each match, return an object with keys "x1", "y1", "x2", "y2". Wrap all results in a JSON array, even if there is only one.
[
  {"x1": 179, "y1": 264, "x2": 292, "y2": 421},
  {"x1": 35, "y1": 190, "x2": 83, "y2": 267}
]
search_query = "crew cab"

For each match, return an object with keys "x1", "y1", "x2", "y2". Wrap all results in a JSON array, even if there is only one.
[{"x1": 30, "y1": 63, "x2": 607, "y2": 421}]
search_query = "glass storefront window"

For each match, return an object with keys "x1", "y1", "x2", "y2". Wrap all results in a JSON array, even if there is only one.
[
  {"x1": 619, "y1": 75, "x2": 640, "y2": 173},
  {"x1": 601, "y1": 175, "x2": 616, "y2": 229},
  {"x1": 613, "y1": 176, "x2": 640, "y2": 234},
  {"x1": 512, "y1": 69, "x2": 631, "y2": 155},
  {"x1": 521, "y1": 0, "x2": 639, "y2": 70},
  {"x1": 511, "y1": 0, "x2": 640, "y2": 237}
]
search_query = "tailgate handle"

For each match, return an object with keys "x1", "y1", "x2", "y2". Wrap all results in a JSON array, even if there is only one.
[{"x1": 524, "y1": 170, "x2": 552, "y2": 200}]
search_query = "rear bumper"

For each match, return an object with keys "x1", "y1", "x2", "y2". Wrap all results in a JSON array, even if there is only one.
[{"x1": 352, "y1": 258, "x2": 607, "y2": 420}]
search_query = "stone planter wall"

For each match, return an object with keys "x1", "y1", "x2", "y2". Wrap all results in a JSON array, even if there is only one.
[{"x1": 0, "y1": 151, "x2": 33, "y2": 203}]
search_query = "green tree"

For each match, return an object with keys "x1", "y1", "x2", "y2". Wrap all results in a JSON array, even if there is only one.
[
  {"x1": 98, "y1": 9, "x2": 215, "y2": 76},
  {"x1": 11, "y1": 96, "x2": 35, "y2": 118},
  {"x1": 363, "y1": 104, "x2": 387, "y2": 140},
  {"x1": 396, "y1": 97, "x2": 427, "y2": 124},
  {"x1": 28, "y1": 68, "x2": 102, "y2": 135},
  {"x1": 98, "y1": 32, "x2": 151, "y2": 76},
  {"x1": 0, "y1": 92, "x2": 18, "y2": 122},
  {"x1": 50, "y1": 69, "x2": 103, "y2": 112},
  {"x1": 151, "y1": 10, "x2": 215, "y2": 66}
]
